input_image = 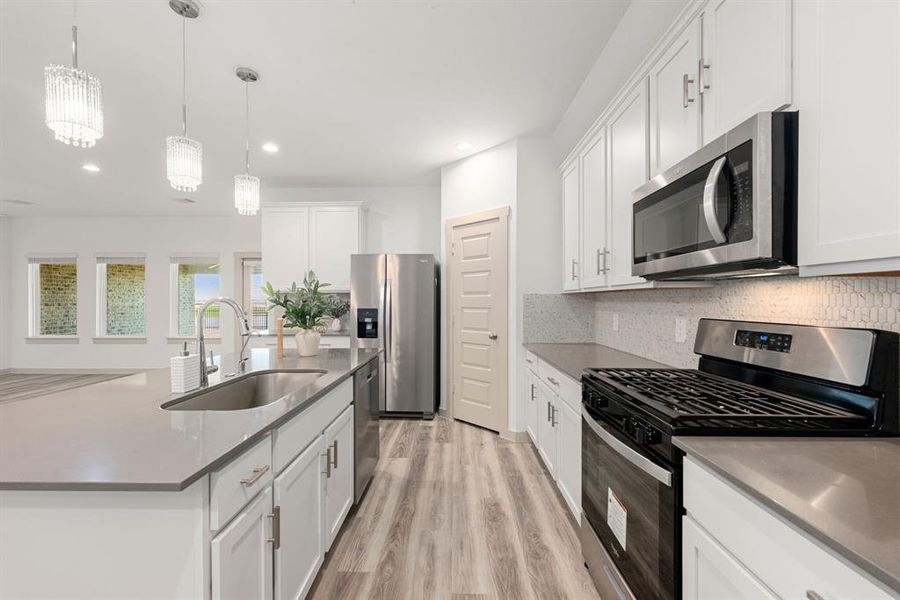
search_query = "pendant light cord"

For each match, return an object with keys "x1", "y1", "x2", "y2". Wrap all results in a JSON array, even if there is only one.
[
  {"x1": 245, "y1": 81, "x2": 251, "y2": 174},
  {"x1": 71, "y1": 0, "x2": 78, "y2": 69},
  {"x1": 181, "y1": 16, "x2": 187, "y2": 136}
]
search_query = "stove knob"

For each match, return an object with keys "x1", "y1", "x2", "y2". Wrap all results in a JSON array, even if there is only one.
[{"x1": 633, "y1": 424, "x2": 660, "y2": 446}]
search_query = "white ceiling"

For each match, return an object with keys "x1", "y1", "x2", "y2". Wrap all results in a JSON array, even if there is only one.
[{"x1": 0, "y1": 0, "x2": 629, "y2": 216}]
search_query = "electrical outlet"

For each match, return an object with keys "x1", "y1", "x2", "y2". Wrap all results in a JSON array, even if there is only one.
[
  {"x1": 612, "y1": 313, "x2": 619, "y2": 332},
  {"x1": 675, "y1": 318, "x2": 687, "y2": 344}
]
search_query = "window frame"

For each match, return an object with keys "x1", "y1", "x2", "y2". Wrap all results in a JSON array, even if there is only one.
[
  {"x1": 168, "y1": 255, "x2": 221, "y2": 340},
  {"x1": 240, "y1": 256, "x2": 268, "y2": 332},
  {"x1": 26, "y1": 254, "x2": 79, "y2": 339},
  {"x1": 94, "y1": 254, "x2": 147, "y2": 339}
]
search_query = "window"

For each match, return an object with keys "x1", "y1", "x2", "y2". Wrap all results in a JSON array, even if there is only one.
[
  {"x1": 241, "y1": 258, "x2": 268, "y2": 331},
  {"x1": 27, "y1": 256, "x2": 78, "y2": 337},
  {"x1": 96, "y1": 256, "x2": 146, "y2": 337},
  {"x1": 170, "y1": 257, "x2": 221, "y2": 337}
]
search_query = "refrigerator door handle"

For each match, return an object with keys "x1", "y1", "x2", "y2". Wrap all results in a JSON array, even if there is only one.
[{"x1": 383, "y1": 278, "x2": 392, "y2": 363}]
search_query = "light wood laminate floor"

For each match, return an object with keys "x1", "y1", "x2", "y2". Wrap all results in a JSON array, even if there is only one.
[
  {"x1": 309, "y1": 417, "x2": 599, "y2": 600},
  {"x1": 0, "y1": 373, "x2": 125, "y2": 403}
]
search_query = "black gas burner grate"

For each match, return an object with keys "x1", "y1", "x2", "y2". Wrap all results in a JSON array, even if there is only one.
[{"x1": 586, "y1": 368, "x2": 866, "y2": 426}]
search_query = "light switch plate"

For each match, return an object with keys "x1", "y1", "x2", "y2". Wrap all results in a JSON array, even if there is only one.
[
  {"x1": 612, "y1": 313, "x2": 619, "y2": 332},
  {"x1": 675, "y1": 318, "x2": 687, "y2": 344}
]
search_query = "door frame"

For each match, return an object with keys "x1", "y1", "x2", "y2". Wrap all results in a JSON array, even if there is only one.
[{"x1": 444, "y1": 206, "x2": 510, "y2": 436}]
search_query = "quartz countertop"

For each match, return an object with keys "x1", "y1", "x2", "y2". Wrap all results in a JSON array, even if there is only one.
[
  {"x1": 0, "y1": 347, "x2": 380, "y2": 492},
  {"x1": 524, "y1": 342, "x2": 670, "y2": 380},
  {"x1": 675, "y1": 436, "x2": 900, "y2": 593}
]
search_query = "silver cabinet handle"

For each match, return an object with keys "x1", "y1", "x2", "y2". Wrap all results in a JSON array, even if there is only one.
[
  {"x1": 530, "y1": 383, "x2": 535, "y2": 401},
  {"x1": 602, "y1": 247, "x2": 609, "y2": 273},
  {"x1": 551, "y1": 405, "x2": 558, "y2": 428},
  {"x1": 324, "y1": 447, "x2": 332, "y2": 478},
  {"x1": 571, "y1": 258, "x2": 577, "y2": 280},
  {"x1": 488, "y1": 332, "x2": 498, "y2": 340},
  {"x1": 805, "y1": 592, "x2": 825, "y2": 600},
  {"x1": 682, "y1": 73, "x2": 695, "y2": 108},
  {"x1": 698, "y1": 58, "x2": 710, "y2": 93},
  {"x1": 525, "y1": 358, "x2": 533, "y2": 365},
  {"x1": 596, "y1": 248, "x2": 602, "y2": 275},
  {"x1": 547, "y1": 376, "x2": 559, "y2": 386},
  {"x1": 265, "y1": 505, "x2": 281, "y2": 549},
  {"x1": 240, "y1": 465, "x2": 269, "y2": 487},
  {"x1": 702, "y1": 155, "x2": 729, "y2": 244},
  {"x1": 332, "y1": 440, "x2": 338, "y2": 469}
]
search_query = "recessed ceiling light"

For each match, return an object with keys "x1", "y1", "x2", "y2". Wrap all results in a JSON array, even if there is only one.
[
  {"x1": 455, "y1": 141, "x2": 472, "y2": 151},
  {"x1": 82, "y1": 163, "x2": 100, "y2": 173},
  {"x1": 262, "y1": 142, "x2": 279, "y2": 153}
]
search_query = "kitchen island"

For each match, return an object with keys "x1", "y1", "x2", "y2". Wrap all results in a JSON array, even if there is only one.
[{"x1": 0, "y1": 347, "x2": 380, "y2": 599}]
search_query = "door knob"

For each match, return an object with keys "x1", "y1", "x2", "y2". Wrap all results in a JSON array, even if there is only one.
[{"x1": 488, "y1": 332, "x2": 498, "y2": 340}]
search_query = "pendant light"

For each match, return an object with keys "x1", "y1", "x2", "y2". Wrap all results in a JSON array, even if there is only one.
[
  {"x1": 44, "y1": 0, "x2": 104, "y2": 148},
  {"x1": 166, "y1": 0, "x2": 202, "y2": 192},
  {"x1": 234, "y1": 67, "x2": 260, "y2": 216}
]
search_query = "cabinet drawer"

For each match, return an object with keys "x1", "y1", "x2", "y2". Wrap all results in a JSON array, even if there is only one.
[
  {"x1": 538, "y1": 361, "x2": 581, "y2": 411},
  {"x1": 210, "y1": 436, "x2": 273, "y2": 532},
  {"x1": 683, "y1": 457, "x2": 895, "y2": 599},
  {"x1": 273, "y1": 378, "x2": 353, "y2": 475}
]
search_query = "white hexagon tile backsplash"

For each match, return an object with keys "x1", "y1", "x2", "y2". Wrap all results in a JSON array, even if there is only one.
[{"x1": 524, "y1": 276, "x2": 899, "y2": 369}]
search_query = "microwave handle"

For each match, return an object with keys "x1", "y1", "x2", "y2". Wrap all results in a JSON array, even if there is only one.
[{"x1": 702, "y1": 156, "x2": 729, "y2": 244}]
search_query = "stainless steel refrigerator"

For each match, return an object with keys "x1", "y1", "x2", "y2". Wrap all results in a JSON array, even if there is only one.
[{"x1": 350, "y1": 254, "x2": 439, "y2": 418}]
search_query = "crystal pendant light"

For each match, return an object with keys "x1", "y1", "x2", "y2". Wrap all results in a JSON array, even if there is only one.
[
  {"x1": 234, "y1": 67, "x2": 260, "y2": 216},
  {"x1": 166, "y1": 0, "x2": 202, "y2": 193},
  {"x1": 44, "y1": 1, "x2": 104, "y2": 148}
]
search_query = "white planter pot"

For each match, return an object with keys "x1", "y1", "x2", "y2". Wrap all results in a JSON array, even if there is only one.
[
  {"x1": 330, "y1": 317, "x2": 342, "y2": 332},
  {"x1": 295, "y1": 330, "x2": 321, "y2": 357}
]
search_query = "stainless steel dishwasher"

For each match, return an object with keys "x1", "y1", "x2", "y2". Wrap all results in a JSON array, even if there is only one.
[{"x1": 353, "y1": 359, "x2": 380, "y2": 503}]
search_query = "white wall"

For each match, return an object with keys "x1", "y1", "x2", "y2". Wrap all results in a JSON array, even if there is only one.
[
  {"x1": 552, "y1": 0, "x2": 689, "y2": 159},
  {"x1": 0, "y1": 216, "x2": 10, "y2": 371},
  {"x1": 264, "y1": 186, "x2": 441, "y2": 257},
  {"x1": 440, "y1": 138, "x2": 560, "y2": 434},
  {"x1": 6, "y1": 216, "x2": 261, "y2": 371}
]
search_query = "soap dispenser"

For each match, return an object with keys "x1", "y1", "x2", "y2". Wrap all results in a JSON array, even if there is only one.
[{"x1": 170, "y1": 342, "x2": 201, "y2": 394}]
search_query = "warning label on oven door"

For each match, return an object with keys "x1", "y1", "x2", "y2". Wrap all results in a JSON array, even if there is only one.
[{"x1": 607, "y1": 488, "x2": 628, "y2": 551}]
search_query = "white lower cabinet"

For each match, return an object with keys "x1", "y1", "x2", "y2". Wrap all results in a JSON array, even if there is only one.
[
  {"x1": 524, "y1": 353, "x2": 581, "y2": 523},
  {"x1": 211, "y1": 485, "x2": 275, "y2": 600},
  {"x1": 274, "y1": 436, "x2": 326, "y2": 600},
  {"x1": 324, "y1": 405, "x2": 354, "y2": 550}
]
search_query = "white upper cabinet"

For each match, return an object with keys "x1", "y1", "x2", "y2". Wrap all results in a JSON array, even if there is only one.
[
  {"x1": 262, "y1": 203, "x2": 364, "y2": 292},
  {"x1": 261, "y1": 206, "x2": 309, "y2": 292},
  {"x1": 580, "y1": 128, "x2": 609, "y2": 290},
  {"x1": 562, "y1": 160, "x2": 582, "y2": 291},
  {"x1": 649, "y1": 20, "x2": 702, "y2": 176},
  {"x1": 607, "y1": 81, "x2": 650, "y2": 287},
  {"x1": 309, "y1": 205, "x2": 362, "y2": 292},
  {"x1": 795, "y1": 0, "x2": 900, "y2": 275},
  {"x1": 700, "y1": 0, "x2": 792, "y2": 143}
]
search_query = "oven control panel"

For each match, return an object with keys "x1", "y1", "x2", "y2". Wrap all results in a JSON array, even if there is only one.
[{"x1": 734, "y1": 329, "x2": 793, "y2": 353}]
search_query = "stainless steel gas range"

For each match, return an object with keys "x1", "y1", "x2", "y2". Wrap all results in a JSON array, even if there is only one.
[{"x1": 579, "y1": 319, "x2": 899, "y2": 600}]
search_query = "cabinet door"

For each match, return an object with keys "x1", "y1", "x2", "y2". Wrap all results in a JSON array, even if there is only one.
[
  {"x1": 211, "y1": 485, "x2": 274, "y2": 600},
  {"x1": 562, "y1": 160, "x2": 581, "y2": 291},
  {"x1": 524, "y1": 368, "x2": 538, "y2": 444},
  {"x1": 796, "y1": 0, "x2": 900, "y2": 272},
  {"x1": 649, "y1": 20, "x2": 702, "y2": 176},
  {"x1": 309, "y1": 206, "x2": 360, "y2": 292},
  {"x1": 262, "y1": 207, "x2": 309, "y2": 291},
  {"x1": 682, "y1": 516, "x2": 778, "y2": 600},
  {"x1": 555, "y1": 398, "x2": 581, "y2": 523},
  {"x1": 700, "y1": 0, "x2": 791, "y2": 142},
  {"x1": 580, "y1": 128, "x2": 609, "y2": 289},
  {"x1": 607, "y1": 81, "x2": 650, "y2": 288},
  {"x1": 536, "y1": 381, "x2": 558, "y2": 479},
  {"x1": 324, "y1": 405, "x2": 354, "y2": 550},
  {"x1": 274, "y1": 436, "x2": 326, "y2": 600}
]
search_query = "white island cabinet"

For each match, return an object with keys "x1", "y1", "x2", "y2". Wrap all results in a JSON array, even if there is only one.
[{"x1": 0, "y1": 376, "x2": 359, "y2": 600}]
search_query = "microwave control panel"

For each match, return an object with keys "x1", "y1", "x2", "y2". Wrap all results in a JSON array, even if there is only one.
[{"x1": 734, "y1": 329, "x2": 793, "y2": 353}]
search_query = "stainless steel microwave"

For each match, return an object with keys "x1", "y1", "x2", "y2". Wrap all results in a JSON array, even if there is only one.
[{"x1": 632, "y1": 112, "x2": 798, "y2": 280}]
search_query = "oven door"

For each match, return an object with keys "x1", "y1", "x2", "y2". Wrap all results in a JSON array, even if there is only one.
[
  {"x1": 582, "y1": 408, "x2": 677, "y2": 600},
  {"x1": 631, "y1": 112, "x2": 783, "y2": 279}
]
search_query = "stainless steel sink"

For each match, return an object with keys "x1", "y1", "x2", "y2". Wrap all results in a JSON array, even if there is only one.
[{"x1": 162, "y1": 370, "x2": 327, "y2": 411}]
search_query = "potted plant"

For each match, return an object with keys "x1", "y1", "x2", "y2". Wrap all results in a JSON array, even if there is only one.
[
  {"x1": 325, "y1": 295, "x2": 350, "y2": 332},
  {"x1": 261, "y1": 271, "x2": 330, "y2": 356}
]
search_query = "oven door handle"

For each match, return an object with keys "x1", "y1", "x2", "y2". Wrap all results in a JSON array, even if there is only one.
[
  {"x1": 702, "y1": 155, "x2": 729, "y2": 244},
  {"x1": 583, "y1": 411, "x2": 672, "y2": 487}
]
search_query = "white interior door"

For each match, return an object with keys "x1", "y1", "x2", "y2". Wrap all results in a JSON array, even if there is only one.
[
  {"x1": 274, "y1": 436, "x2": 325, "y2": 600},
  {"x1": 649, "y1": 20, "x2": 702, "y2": 175},
  {"x1": 448, "y1": 208, "x2": 509, "y2": 434},
  {"x1": 211, "y1": 486, "x2": 274, "y2": 600}
]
